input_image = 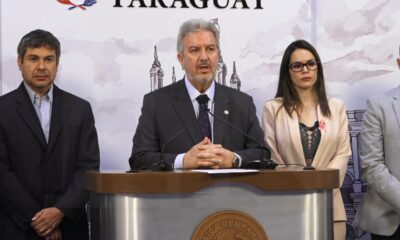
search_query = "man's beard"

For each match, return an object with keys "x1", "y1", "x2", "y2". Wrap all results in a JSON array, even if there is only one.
[
  {"x1": 189, "y1": 59, "x2": 216, "y2": 84},
  {"x1": 191, "y1": 72, "x2": 216, "y2": 85}
]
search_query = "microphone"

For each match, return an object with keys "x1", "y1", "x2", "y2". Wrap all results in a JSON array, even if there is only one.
[
  {"x1": 130, "y1": 118, "x2": 199, "y2": 172},
  {"x1": 303, "y1": 160, "x2": 315, "y2": 170},
  {"x1": 159, "y1": 119, "x2": 201, "y2": 170},
  {"x1": 206, "y1": 109, "x2": 278, "y2": 170}
]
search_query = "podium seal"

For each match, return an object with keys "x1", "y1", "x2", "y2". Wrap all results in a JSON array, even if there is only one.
[{"x1": 192, "y1": 210, "x2": 268, "y2": 240}]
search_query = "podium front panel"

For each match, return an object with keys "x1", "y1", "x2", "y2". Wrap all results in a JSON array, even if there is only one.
[{"x1": 89, "y1": 182, "x2": 333, "y2": 240}]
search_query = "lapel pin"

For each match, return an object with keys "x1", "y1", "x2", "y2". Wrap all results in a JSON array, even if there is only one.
[{"x1": 224, "y1": 110, "x2": 229, "y2": 115}]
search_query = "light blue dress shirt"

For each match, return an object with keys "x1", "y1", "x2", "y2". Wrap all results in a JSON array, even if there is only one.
[{"x1": 24, "y1": 82, "x2": 53, "y2": 143}]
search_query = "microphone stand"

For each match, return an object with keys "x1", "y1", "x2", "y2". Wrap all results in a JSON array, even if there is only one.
[
  {"x1": 206, "y1": 109, "x2": 278, "y2": 170},
  {"x1": 131, "y1": 119, "x2": 199, "y2": 172}
]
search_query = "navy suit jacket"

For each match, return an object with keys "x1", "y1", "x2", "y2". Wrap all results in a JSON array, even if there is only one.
[
  {"x1": 0, "y1": 83, "x2": 100, "y2": 239},
  {"x1": 129, "y1": 80, "x2": 269, "y2": 169}
]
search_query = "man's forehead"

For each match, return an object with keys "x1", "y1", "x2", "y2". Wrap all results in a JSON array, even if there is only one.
[
  {"x1": 186, "y1": 42, "x2": 217, "y2": 47},
  {"x1": 183, "y1": 30, "x2": 216, "y2": 42},
  {"x1": 24, "y1": 47, "x2": 56, "y2": 56}
]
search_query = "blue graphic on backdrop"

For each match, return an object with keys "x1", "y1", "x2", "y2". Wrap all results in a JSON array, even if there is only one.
[{"x1": 57, "y1": 0, "x2": 96, "y2": 10}]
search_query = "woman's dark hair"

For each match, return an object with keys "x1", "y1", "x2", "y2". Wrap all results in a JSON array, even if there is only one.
[{"x1": 275, "y1": 39, "x2": 330, "y2": 117}]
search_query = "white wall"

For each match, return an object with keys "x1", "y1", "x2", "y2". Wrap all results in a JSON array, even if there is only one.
[{"x1": 2, "y1": 0, "x2": 400, "y2": 171}]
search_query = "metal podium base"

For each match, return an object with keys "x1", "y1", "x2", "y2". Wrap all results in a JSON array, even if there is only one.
[{"x1": 89, "y1": 183, "x2": 333, "y2": 240}]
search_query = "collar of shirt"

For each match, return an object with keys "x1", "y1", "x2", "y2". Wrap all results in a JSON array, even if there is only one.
[
  {"x1": 23, "y1": 82, "x2": 54, "y2": 106},
  {"x1": 184, "y1": 77, "x2": 215, "y2": 106}
]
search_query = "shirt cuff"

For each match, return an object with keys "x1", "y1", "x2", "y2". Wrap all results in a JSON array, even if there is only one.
[{"x1": 174, "y1": 153, "x2": 185, "y2": 169}]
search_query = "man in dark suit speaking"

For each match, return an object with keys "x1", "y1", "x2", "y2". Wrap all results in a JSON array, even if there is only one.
[
  {"x1": 0, "y1": 30, "x2": 100, "y2": 239},
  {"x1": 129, "y1": 19, "x2": 269, "y2": 170}
]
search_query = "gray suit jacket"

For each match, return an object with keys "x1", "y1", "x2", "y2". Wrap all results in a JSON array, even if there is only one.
[
  {"x1": 129, "y1": 80, "x2": 269, "y2": 169},
  {"x1": 354, "y1": 87, "x2": 400, "y2": 235}
]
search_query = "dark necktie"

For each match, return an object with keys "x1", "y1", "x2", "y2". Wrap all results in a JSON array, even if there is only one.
[{"x1": 196, "y1": 94, "x2": 212, "y2": 141}]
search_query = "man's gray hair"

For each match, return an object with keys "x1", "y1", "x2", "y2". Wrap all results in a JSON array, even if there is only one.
[{"x1": 177, "y1": 19, "x2": 220, "y2": 53}]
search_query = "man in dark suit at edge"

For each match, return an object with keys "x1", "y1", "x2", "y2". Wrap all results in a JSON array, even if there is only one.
[
  {"x1": 0, "y1": 30, "x2": 100, "y2": 239},
  {"x1": 129, "y1": 19, "x2": 269, "y2": 170}
]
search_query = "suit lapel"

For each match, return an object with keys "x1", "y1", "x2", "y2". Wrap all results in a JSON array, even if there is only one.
[
  {"x1": 172, "y1": 80, "x2": 202, "y2": 144},
  {"x1": 392, "y1": 89, "x2": 400, "y2": 130},
  {"x1": 15, "y1": 83, "x2": 47, "y2": 149},
  {"x1": 46, "y1": 85, "x2": 65, "y2": 156},
  {"x1": 288, "y1": 111, "x2": 305, "y2": 164},
  {"x1": 213, "y1": 84, "x2": 229, "y2": 144},
  {"x1": 312, "y1": 104, "x2": 326, "y2": 166}
]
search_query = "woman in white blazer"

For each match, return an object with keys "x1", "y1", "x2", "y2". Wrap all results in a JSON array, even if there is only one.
[{"x1": 262, "y1": 40, "x2": 351, "y2": 240}]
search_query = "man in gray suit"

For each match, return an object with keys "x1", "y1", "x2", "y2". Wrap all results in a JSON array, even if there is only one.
[
  {"x1": 354, "y1": 48, "x2": 400, "y2": 239},
  {"x1": 129, "y1": 19, "x2": 269, "y2": 170}
]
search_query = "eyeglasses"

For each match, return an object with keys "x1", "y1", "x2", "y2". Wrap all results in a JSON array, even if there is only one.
[{"x1": 289, "y1": 60, "x2": 318, "y2": 72}]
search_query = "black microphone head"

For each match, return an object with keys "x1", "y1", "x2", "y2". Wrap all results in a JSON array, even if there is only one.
[
  {"x1": 147, "y1": 152, "x2": 172, "y2": 171},
  {"x1": 157, "y1": 160, "x2": 173, "y2": 171},
  {"x1": 303, "y1": 165, "x2": 316, "y2": 170},
  {"x1": 260, "y1": 159, "x2": 278, "y2": 169},
  {"x1": 303, "y1": 159, "x2": 315, "y2": 170},
  {"x1": 133, "y1": 161, "x2": 173, "y2": 172},
  {"x1": 244, "y1": 159, "x2": 278, "y2": 170}
]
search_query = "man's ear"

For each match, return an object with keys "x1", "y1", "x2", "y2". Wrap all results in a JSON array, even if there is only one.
[
  {"x1": 17, "y1": 56, "x2": 23, "y2": 70},
  {"x1": 397, "y1": 58, "x2": 400, "y2": 69},
  {"x1": 177, "y1": 53, "x2": 184, "y2": 70}
]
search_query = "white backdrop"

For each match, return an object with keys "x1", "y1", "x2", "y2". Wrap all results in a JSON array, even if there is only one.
[
  {"x1": 2, "y1": 0, "x2": 400, "y2": 170},
  {"x1": 2, "y1": 1, "x2": 400, "y2": 239}
]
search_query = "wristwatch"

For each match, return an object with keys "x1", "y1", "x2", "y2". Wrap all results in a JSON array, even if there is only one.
[{"x1": 232, "y1": 154, "x2": 240, "y2": 168}]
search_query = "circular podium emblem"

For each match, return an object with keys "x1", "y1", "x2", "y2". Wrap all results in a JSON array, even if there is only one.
[{"x1": 192, "y1": 210, "x2": 268, "y2": 240}]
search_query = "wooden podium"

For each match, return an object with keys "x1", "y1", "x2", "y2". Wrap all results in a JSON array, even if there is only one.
[{"x1": 86, "y1": 167, "x2": 338, "y2": 240}]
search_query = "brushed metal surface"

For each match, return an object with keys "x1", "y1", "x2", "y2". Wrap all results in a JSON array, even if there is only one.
[{"x1": 89, "y1": 183, "x2": 333, "y2": 240}]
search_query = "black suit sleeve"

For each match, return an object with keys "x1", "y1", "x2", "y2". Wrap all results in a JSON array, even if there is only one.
[
  {"x1": 129, "y1": 94, "x2": 177, "y2": 169},
  {"x1": 234, "y1": 96, "x2": 270, "y2": 166},
  {"x1": 0, "y1": 123, "x2": 42, "y2": 230},
  {"x1": 54, "y1": 103, "x2": 100, "y2": 220}
]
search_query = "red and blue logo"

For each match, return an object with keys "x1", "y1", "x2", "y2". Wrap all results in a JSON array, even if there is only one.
[{"x1": 57, "y1": 0, "x2": 96, "y2": 10}]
